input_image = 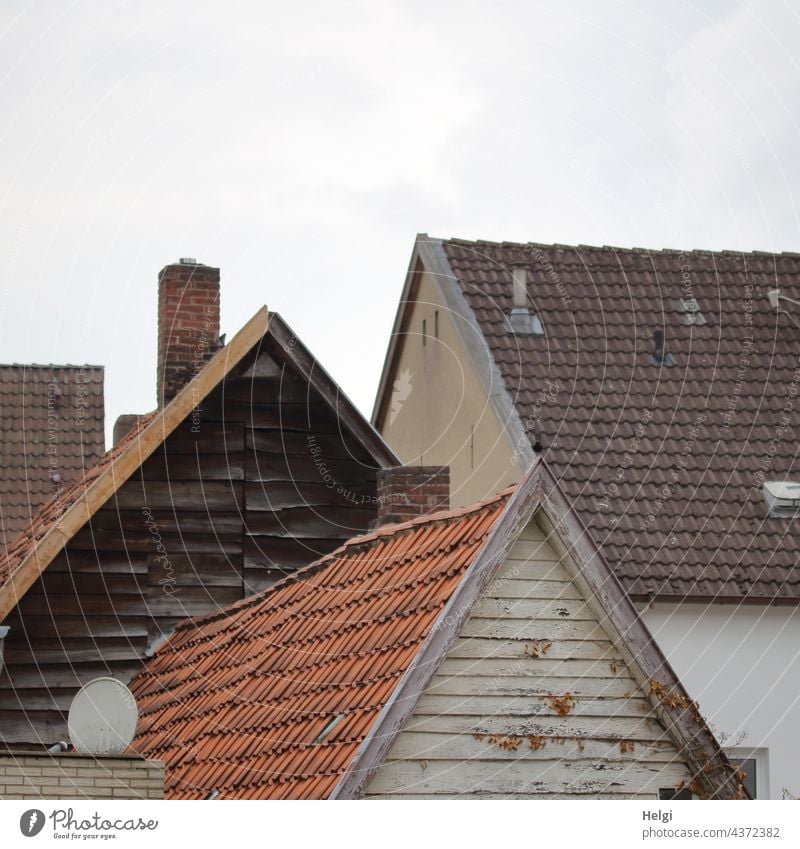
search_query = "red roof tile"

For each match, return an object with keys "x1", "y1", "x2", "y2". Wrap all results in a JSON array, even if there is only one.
[
  {"x1": 0, "y1": 365, "x2": 104, "y2": 552},
  {"x1": 440, "y1": 237, "x2": 800, "y2": 600},
  {"x1": 128, "y1": 491, "x2": 510, "y2": 799}
]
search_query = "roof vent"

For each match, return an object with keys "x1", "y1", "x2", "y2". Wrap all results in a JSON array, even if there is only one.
[
  {"x1": 763, "y1": 481, "x2": 800, "y2": 516},
  {"x1": 679, "y1": 297, "x2": 706, "y2": 326},
  {"x1": 651, "y1": 330, "x2": 675, "y2": 367},
  {"x1": 507, "y1": 266, "x2": 544, "y2": 336},
  {"x1": 179, "y1": 257, "x2": 198, "y2": 265},
  {"x1": 312, "y1": 713, "x2": 346, "y2": 744}
]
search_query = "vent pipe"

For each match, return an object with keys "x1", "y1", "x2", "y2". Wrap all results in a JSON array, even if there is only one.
[
  {"x1": 653, "y1": 330, "x2": 664, "y2": 362},
  {"x1": 512, "y1": 267, "x2": 528, "y2": 309},
  {"x1": 508, "y1": 265, "x2": 544, "y2": 336},
  {"x1": 651, "y1": 330, "x2": 675, "y2": 367}
]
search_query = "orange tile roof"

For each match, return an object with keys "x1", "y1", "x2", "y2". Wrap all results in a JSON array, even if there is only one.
[{"x1": 129, "y1": 490, "x2": 511, "y2": 799}]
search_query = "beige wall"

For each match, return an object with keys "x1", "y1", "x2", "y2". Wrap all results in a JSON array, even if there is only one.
[
  {"x1": 366, "y1": 515, "x2": 692, "y2": 799},
  {"x1": 378, "y1": 270, "x2": 521, "y2": 507},
  {"x1": 0, "y1": 752, "x2": 163, "y2": 799}
]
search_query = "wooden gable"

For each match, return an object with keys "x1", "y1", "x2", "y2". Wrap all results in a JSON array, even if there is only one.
[
  {"x1": 365, "y1": 514, "x2": 693, "y2": 799},
  {"x1": 0, "y1": 330, "x2": 391, "y2": 747}
]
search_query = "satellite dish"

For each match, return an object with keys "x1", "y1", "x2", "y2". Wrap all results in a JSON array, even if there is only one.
[{"x1": 67, "y1": 677, "x2": 138, "y2": 755}]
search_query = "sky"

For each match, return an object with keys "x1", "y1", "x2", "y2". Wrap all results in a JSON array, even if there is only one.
[{"x1": 1, "y1": 0, "x2": 799, "y2": 445}]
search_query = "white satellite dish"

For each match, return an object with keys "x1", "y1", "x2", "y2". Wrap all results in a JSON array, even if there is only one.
[{"x1": 67, "y1": 677, "x2": 138, "y2": 755}]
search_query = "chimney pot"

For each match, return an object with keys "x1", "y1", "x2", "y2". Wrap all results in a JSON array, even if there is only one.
[
  {"x1": 374, "y1": 465, "x2": 450, "y2": 526},
  {"x1": 157, "y1": 260, "x2": 221, "y2": 406}
]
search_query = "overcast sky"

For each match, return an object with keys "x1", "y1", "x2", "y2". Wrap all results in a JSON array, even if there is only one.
[{"x1": 1, "y1": 0, "x2": 799, "y2": 444}]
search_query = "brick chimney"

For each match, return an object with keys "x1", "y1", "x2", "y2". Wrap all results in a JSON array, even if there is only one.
[
  {"x1": 375, "y1": 466, "x2": 450, "y2": 526},
  {"x1": 157, "y1": 260, "x2": 221, "y2": 406}
]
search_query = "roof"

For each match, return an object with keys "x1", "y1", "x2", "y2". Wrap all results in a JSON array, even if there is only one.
[
  {"x1": 129, "y1": 459, "x2": 741, "y2": 800},
  {"x1": 387, "y1": 235, "x2": 800, "y2": 601},
  {"x1": 130, "y1": 490, "x2": 508, "y2": 799},
  {"x1": 0, "y1": 409, "x2": 154, "y2": 590},
  {"x1": 0, "y1": 364, "x2": 105, "y2": 552},
  {"x1": 0, "y1": 309, "x2": 398, "y2": 622}
]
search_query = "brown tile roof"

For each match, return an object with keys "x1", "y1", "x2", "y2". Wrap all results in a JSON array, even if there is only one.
[
  {"x1": 129, "y1": 491, "x2": 511, "y2": 799},
  {"x1": 439, "y1": 237, "x2": 800, "y2": 601},
  {"x1": 0, "y1": 365, "x2": 104, "y2": 552},
  {"x1": 0, "y1": 412, "x2": 154, "y2": 587}
]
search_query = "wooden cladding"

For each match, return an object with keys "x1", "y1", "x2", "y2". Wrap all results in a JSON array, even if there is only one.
[
  {"x1": 0, "y1": 344, "x2": 382, "y2": 746},
  {"x1": 365, "y1": 520, "x2": 693, "y2": 799}
]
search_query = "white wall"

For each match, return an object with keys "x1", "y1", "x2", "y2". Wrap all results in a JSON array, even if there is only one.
[{"x1": 642, "y1": 603, "x2": 800, "y2": 799}]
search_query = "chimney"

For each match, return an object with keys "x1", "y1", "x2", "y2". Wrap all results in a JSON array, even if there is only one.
[
  {"x1": 113, "y1": 413, "x2": 143, "y2": 446},
  {"x1": 375, "y1": 465, "x2": 450, "y2": 526},
  {"x1": 157, "y1": 260, "x2": 221, "y2": 405}
]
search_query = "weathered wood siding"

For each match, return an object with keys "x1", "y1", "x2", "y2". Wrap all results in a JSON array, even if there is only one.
[
  {"x1": 1, "y1": 342, "x2": 381, "y2": 746},
  {"x1": 366, "y1": 519, "x2": 692, "y2": 799}
]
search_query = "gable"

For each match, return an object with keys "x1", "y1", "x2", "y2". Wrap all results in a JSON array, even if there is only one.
[
  {"x1": 0, "y1": 314, "x2": 396, "y2": 747},
  {"x1": 375, "y1": 258, "x2": 521, "y2": 507},
  {"x1": 365, "y1": 514, "x2": 693, "y2": 799},
  {"x1": 0, "y1": 309, "x2": 397, "y2": 621}
]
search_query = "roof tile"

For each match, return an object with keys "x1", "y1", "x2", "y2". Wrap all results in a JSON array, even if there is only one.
[
  {"x1": 129, "y1": 490, "x2": 510, "y2": 798},
  {"x1": 0, "y1": 365, "x2": 104, "y2": 552},
  {"x1": 441, "y1": 237, "x2": 800, "y2": 600}
]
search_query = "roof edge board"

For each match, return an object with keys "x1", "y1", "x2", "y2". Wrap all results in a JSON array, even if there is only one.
[
  {"x1": 371, "y1": 235, "x2": 428, "y2": 428},
  {"x1": 535, "y1": 477, "x2": 741, "y2": 799},
  {"x1": 0, "y1": 307, "x2": 270, "y2": 623},
  {"x1": 329, "y1": 458, "x2": 546, "y2": 799},
  {"x1": 423, "y1": 237, "x2": 535, "y2": 470},
  {"x1": 330, "y1": 457, "x2": 741, "y2": 800}
]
